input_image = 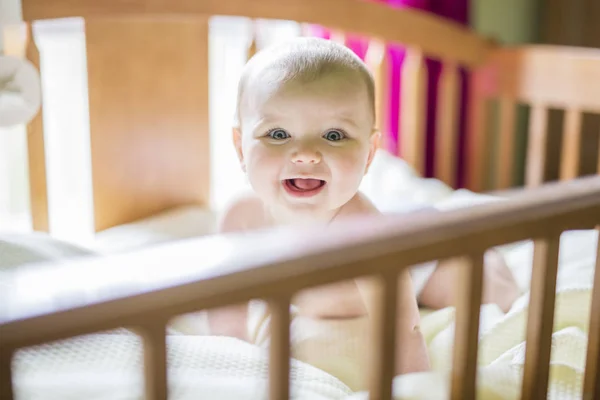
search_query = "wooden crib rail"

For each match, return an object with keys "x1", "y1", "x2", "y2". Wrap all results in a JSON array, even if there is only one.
[
  {"x1": 18, "y1": 0, "x2": 496, "y2": 233},
  {"x1": 467, "y1": 45, "x2": 600, "y2": 191},
  {"x1": 2, "y1": 176, "x2": 600, "y2": 400},
  {"x1": 20, "y1": 0, "x2": 491, "y2": 67}
]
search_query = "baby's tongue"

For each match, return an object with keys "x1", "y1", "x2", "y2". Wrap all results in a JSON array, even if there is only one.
[{"x1": 293, "y1": 178, "x2": 321, "y2": 190}]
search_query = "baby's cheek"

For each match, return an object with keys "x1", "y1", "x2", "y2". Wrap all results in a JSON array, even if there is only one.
[{"x1": 330, "y1": 150, "x2": 369, "y2": 187}]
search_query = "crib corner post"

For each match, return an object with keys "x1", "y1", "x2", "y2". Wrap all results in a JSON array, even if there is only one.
[{"x1": 0, "y1": 346, "x2": 14, "y2": 400}]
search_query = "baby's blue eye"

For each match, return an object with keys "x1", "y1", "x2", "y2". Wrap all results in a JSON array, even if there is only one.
[
  {"x1": 324, "y1": 130, "x2": 345, "y2": 141},
  {"x1": 268, "y1": 129, "x2": 290, "y2": 140}
]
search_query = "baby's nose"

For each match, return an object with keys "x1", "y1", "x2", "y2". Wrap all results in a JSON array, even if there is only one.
[{"x1": 291, "y1": 149, "x2": 322, "y2": 164}]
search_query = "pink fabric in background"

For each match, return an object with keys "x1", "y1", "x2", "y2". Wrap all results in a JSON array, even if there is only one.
[{"x1": 306, "y1": 0, "x2": 470, "y2": 188}]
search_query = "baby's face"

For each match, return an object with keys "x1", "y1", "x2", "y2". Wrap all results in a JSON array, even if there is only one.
[{"x1": 234, "y1": 73, "x2": 378, "y2": 222}]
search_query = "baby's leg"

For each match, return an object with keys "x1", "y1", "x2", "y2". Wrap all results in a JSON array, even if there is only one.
[
  {"x1": 418, "y1": 250, "x2": 520, "y2": 312},
  {"x1": 206, "y1": 303, "x2": 249, "y2": 341},
  {"x1": 356, "y1": 271, "x2": 430, "y2": 375}
]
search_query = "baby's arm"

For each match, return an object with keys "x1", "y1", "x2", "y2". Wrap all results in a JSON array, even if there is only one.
[{"x1": 205, "y1": 195, "x2": 264, "y2": 341}]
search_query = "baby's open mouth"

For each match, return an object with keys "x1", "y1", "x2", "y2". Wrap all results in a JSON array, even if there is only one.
[{"x1": 283, "y1": 178, "x2": 326, "y2": 197}]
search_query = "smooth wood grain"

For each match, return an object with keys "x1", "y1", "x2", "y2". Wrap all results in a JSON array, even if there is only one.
[
  {"x1": 140, "y1": 321, "x2": 168, "y2": 400},
  {"x1": 85, "y1": 18, "x2": 210, "y2": 231},
  {"x1": 465, "y1": 71, "x2": 490, "y2": 192},
  {"x1": 471, "y1": 45, "x2": 600, "y2": 191},
  {"x1": 480, "y1": 46, "x2": 600, "y2": 112},
  {"x1": 400, "y1": 49, "x2": 427, "y2": 176},
  {"x1": 450, "y1": 252, "x2": 484, "y2": 400},
  {"x1": 0, "y1": 348, "x2": 13, "y2": 400},
  {"x1": 582, "y1": 227, "x2": 600, "y2": 400},
  {"x1": 560, "y1": 108, "x2": 583, "y2": 181},
  {"x1": 268, "y1": 297, "x2": 291, "y2": 400},
  {"x1": 496, "y1": 96, "x2": 517, "y2": 189},
  {"x1": 247, "y1": 20, "x2": 258, "y2": 60},
  {"x1": 21, "y1": 0, "x2": 492, "y2": 66},
  {"x1": 521, "y1": 234, "x2": 560, "y2": 400},
  {"x1": 435, "y1": 61, "x2": 460, "y2": 187},
  {"x1": 367, "y1": 273, "x2": 398, "y2": 400},
  {"x1": 329, "y1": 30, "x2": 346, "y2": 46},
  {"x1": 597, "y1": 126, "x2": 600, "y2": 175},
  {"x1": 24, "y1": 23, "x2": 49, "y2": 232},
  {"x1": 1, "y1": 176, "x2": 598, "y2": 351},
  {"x1": 526, "y1": 105, "x2": 549, "y2": 187},
  {"x1": 365, "y1": 38, "x2": 390, "y2": 144}
]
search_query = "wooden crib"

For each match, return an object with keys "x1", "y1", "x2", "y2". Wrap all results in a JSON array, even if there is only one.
[{"x1": 2, "y1": 0, "x2": 600, "y2": 399}]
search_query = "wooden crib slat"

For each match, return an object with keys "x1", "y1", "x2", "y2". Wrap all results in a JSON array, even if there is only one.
[
  {"x1": 450, "y1": 252, "x2": 484, "y2": 400},
  {"x1": 521, "y1": 234, "x2": 560, "y2": 400},
  {"x1": 496, "y1": 96, "x2": 517, "y2": 189},
  {"x1": 268, "y1": 297, "x2": 291, "y2": 400},
  {"x1": 329, "y1": 30, "x2": 346, "y2": 46},
  {"x1": 141, "y1": 321, "x2": 168, "y2": 400},
  {"x1": 583, "y1": 227, "x2": 600, "y2": 400},
  {"x1": 435, "y1": 61, "x2": 460, "y2": 188},
  {"x1": 85, "y1": 18, "x2": 211, "y2": 231},
  {"x1": 465, "y1": 73, "x2": 490, "y2": 192},
  {"x1": 0, "y1": 348, "x2": 14, "y2": 400},
  {"x1": 365, "y1": 39, "x2": 390, "y2": 145},
  {"x1": 247, "y1": 20, "x2": 258, "y2": 60},
  {"x1": 24, "y1": 23, "x2": 49, "y2": 233},
  {"x1": 525, "y1": 105, "x2": 549, "y2": 188},
  {"x1": 400, "y1": 49, "x2": 427, "y2": 176},
  {"x1": 559, "y1": 108, "x2": 583, "y2": 181},
  {"x1": 597, "y1": 126, "x2": 600, "y2": 175},
  {"x1": 367, "y1": 273, "x2": 399, "y2": 400}
]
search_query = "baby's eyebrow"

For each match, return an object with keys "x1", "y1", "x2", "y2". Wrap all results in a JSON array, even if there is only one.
[{"x1": 334, "y1": 115, "x2": 361, "y2": 129}]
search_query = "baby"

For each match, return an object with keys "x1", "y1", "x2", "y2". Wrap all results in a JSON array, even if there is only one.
[{"x1": 208, "y1": 37, "x2": 520, "y2": 374}]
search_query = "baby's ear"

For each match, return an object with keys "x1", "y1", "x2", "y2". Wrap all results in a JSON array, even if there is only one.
[
  {"x1": 232, "y1": 128, "x2": 246, "y2": 172},
  {"x1": 365, "y1": 130, "x2": 381, "y2": 174}
]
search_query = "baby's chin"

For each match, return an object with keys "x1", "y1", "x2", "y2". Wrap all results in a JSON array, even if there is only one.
[{"x1": 273, "y1": 196, "x2": 352, "y2": 224}]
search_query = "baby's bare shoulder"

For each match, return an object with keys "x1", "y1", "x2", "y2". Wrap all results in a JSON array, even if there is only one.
[
  {"x1": 219, "y1": 192, "x2": 268, "y2": 233},
  {"x1": 338, "y1": 192, "x2": 381, "y2": 218}
]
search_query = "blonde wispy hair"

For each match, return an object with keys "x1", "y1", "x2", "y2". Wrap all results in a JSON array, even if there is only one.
[{"x1": 233, "y1": 36, "x2": 375, "y2": 129}]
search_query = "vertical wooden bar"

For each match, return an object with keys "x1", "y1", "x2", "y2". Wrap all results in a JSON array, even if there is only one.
[
  {"x1": 365, "y1": 39, "x2": 389, "y2": 147},
  {"x1": 582, "y1": 228, "x2": 600, "y2": 400},
  {"x1": 367, "y1": 273, "x2": 399, "y2": 400},
  {"x1": 329, "y1": 30, "x2": 346, "y2": 46},
  {"x1": 465, "y1": 71, "x2": 490, "y2": 192},
  {"x1": 0, "y1": 348, "x2": 14, "y2": 400},
  {"x1": 521, "y1": 234, "x2": 560, "y2": 400},
  {"x1": 400, "y1": 49, "x2": 427, "y2": 176},
  {"x1": 525, "y1": 105, "x2": 549, "y2": 188},
  {"x1": 559, "y1": 108, "x2": 582, "y2": 181},
  {"x1": 24, "y1": 23, "x2": 49, "y2": 232},
  {"x1": 85, "y1": 17, "x2": 211, "y2": 231},
  {"x1": 450, "y1": 252, "x2": 484, "y2": 400},
  {"x1": 247, "y1": 20, "x2": 258, "y2": 60},
  {"x1": 268, "y1": 297, "x2": 291, "y2": 400},
  {"x1": 597, "y1": 126, "x2": 600, "y2": 175},
  {"x1": 496, "y1": 96, "x2": 516, "y2": 189},
  {"x1": 140, "y1": 321, "x2": 168, "y2": 400},
  {"x1": 435, "y1": 61, "x2": 460, "y2": 188}
]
